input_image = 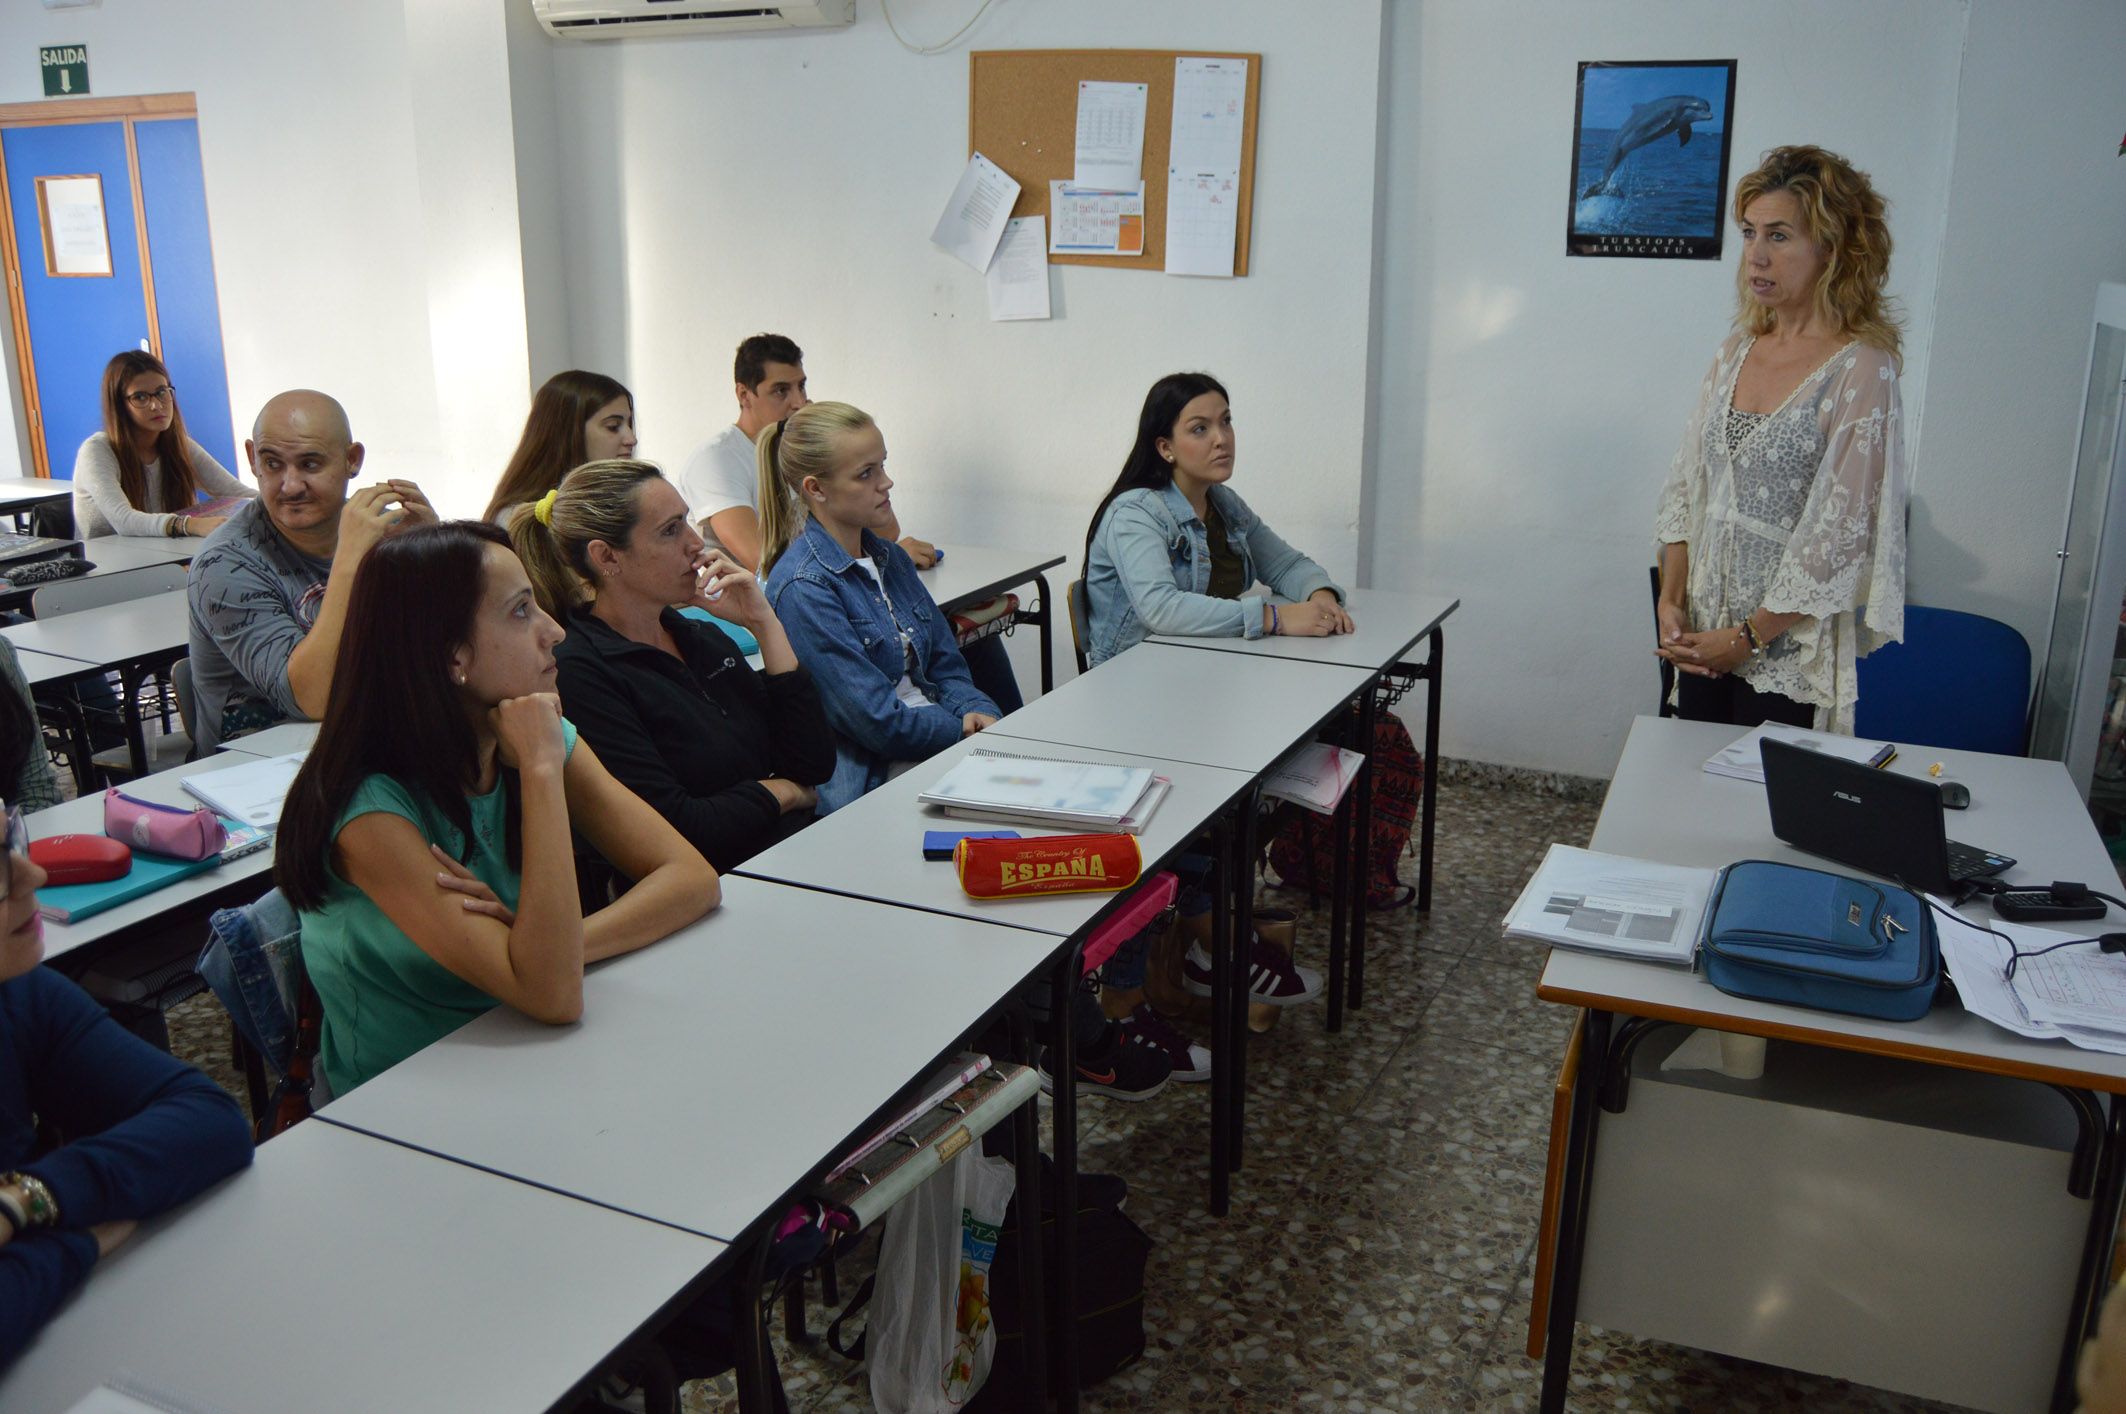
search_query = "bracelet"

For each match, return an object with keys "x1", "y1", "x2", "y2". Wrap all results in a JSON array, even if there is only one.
[
  {"x1": 1739, "y1": 618, "x2": 1762, "y2": 652},
  {"x1": 0, "y1": 1189, "x2": 24, "y2": 1233},
  {"x1": 0, "y1": 1171, "x2": 57, "y2": 1228},
  {"x1": 1268, "y1": 603, "x2": 1280, "y2": 636}
]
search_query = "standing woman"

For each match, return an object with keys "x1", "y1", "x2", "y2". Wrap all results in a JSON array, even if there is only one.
[
  {"x1": 1082, "y1": 372, "x2": 1352, "y2": 668},
  {"x1": 71, "y1": 351, "x2": 251, "y2": 538},
  {"x1": 512, "y1": 459, "x2": 836, "y2": 872},
  {"x1": 759, "y1": 402, "x2": 998, "y2": 814},
  {"x1": 482, "y1": 371, "x2": 637, "y2": 528},
  {"x1": 1654, "y1": 145, "x2": 1908, "y2": 730},
  {"x1": 274, "y1": 520, "x2": 717, "y2": 1096}
]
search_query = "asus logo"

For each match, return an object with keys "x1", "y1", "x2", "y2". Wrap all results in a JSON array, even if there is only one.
[{"x1": 1833, "y1": 790, "x2": 1863, "y2": 805}]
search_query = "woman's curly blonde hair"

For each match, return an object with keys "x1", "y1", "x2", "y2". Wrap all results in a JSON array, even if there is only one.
[{"x1": 1733, "y1": 145, "x2": 1901, "y2": 363}]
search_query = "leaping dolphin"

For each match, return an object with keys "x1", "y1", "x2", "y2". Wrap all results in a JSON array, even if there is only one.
[{"x1": 1581, "y1": 94, "x2": 1715, "y2": 198}]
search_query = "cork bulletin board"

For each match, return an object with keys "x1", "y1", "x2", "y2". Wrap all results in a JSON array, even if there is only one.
[{"x1": 968, "y1": 48, "x2": 1262, "y2": 275}]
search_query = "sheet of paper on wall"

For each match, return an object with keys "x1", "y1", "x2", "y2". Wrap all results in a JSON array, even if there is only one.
[
  {"x1": 1048, "y1": 181, "x2": 1145, "y2": 257},
  {"x1": 930, "y1": 151, "x2": 1022, "y2": 274},
  {"x1": 1073, "y1": 79, "x2": 1147, "y2": 189},
  {"x1": 985, "y1": 216, "x2": 1051, "y2": 322},
  {"x1": 1164, "y1": 169, "x2": 1238, "y2": 278},
  {"x1": 1170, "y1": 56, "x2": 1247, "y2": 173}
]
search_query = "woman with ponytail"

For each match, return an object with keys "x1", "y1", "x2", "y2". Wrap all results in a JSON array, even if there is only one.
[
  {"x1": 759, "y1": 403, "x2": 998, "y2": 814},
  {"x1": 511, "y1": 461, "x2": 833, "y2": 871}
]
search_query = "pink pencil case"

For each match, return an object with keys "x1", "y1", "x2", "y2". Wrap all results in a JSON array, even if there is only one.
[{"x1": 103, "y1": 789, "x2": 226, "y2": 861}]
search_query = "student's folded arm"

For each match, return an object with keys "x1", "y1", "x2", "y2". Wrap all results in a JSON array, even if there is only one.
[
  {"x1": 190, "y1": 553, "x2": 308, "y2": 718},
  {"x1": 912, "y1": 593, "x2": 999, "y2": 721},
  {"x1": 564, "y1": 739, "x2": 720, "y2": 959},
  {"x1": 557, "y1": 659, "x2": 779, "y2": 873},
  {"x1": 336, "y1": 807, "x2": 586, "y2": 1024},
  {"x1": 1105, "y1": 503, "x2": 1254, "y2": 639},
  {"x1": 1248, "y1": 516, "x2": 1340, "y2": 605},
  {"x1": 17, "y1": 972, "x2": 252, "y2": 1229},
  {"x1": 773, "y1": 578, "x2": 964, "y2": 760},
  {"x1": 762, "y1": 668, "x2": 839, "y2": 787},
  {"x1": 0, "y1": 1230, "x2": 100, "y2": 1365}
]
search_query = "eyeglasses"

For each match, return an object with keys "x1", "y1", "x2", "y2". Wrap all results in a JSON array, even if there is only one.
[
  {"x1": 124, "y1": 385, "x2": 176, "y2": 409},
  {"x1": 0, "y1": 805, "x2": 23, "y2": 898}
]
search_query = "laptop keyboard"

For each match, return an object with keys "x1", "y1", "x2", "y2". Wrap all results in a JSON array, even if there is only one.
[{"x1": 1947, "y1": 839, "x2": 2015, "y2": 881}]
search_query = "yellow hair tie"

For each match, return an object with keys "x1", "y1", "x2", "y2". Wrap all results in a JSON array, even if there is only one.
[{"x1": 532, "y1": 489, "x2": 559, "y2": 526}]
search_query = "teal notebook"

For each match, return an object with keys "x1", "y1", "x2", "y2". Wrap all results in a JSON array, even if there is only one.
[
  {"x1": 675, "y1": 607, "x2": 760, "y2": 656},
  {"x1": 39, "y1": 849, "x2": 222, "y2": 924}
]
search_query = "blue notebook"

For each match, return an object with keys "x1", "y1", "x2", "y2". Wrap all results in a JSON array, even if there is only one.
[{"x1": 38, "y1": 849, "x2": 222, "y2": 924}]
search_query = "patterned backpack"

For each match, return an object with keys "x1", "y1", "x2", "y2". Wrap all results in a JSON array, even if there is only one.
[{"x1": 1266, "y1": 709, "x2": 1423, "y2": 910}]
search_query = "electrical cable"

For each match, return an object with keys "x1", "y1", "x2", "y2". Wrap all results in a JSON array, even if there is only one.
[{"x1": 878, "y1": 0, "x2": 1000, "y2": 56}]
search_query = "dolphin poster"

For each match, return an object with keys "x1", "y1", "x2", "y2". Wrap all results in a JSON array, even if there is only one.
[{"x1": 1568, "y1": 60, "x2": 1737, "y2": 259}]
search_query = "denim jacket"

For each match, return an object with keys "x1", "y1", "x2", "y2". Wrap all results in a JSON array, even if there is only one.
[
  {"x1": 1085, "y1": 481, "x2": 1341, "y2": 665},
  {"x1": 766, "y1": 516, "x2": 999, "y2": 814}
]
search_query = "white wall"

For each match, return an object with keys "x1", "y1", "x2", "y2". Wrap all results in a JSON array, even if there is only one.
[
  {"x1": 1364, "y1": 0, "x2": 1968, "y2": 780},
  {"x1": 550, "y1": 0, "x2": 1387, "y2": 694},
  {"x1": 0, "y1": 0, "x2": 540, "y2": 517}
]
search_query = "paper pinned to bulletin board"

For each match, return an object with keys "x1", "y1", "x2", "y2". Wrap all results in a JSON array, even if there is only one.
[{"x1": 969, "y1": 49, "x2": 1261, "y2": 276}]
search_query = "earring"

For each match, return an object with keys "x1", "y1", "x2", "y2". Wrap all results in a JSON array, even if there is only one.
[{"x1": 454, "y1": 672, "x2": 466, "y2": 686}]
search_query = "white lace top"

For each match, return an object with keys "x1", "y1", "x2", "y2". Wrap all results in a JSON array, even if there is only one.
[{"x1": 1654, "y1": 331, "x2": 1908, "y2": 732}]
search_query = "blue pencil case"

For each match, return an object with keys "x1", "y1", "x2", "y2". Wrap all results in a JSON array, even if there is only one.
[{"x1": 1697, "y1": 859, "x2": 1940, "y2": 1022}]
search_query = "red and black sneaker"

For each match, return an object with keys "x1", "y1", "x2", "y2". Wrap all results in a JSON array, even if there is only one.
[
  {"x1": 1181, "y1": 938, "x2": 1325, "y2": 1006},
  {"x1": 1038, "y1": 1022, "x2": 1172, "y2": 1101},
  {"x1": 1116, "y1": 1003, "x2": 1212, "y2": 1082}
]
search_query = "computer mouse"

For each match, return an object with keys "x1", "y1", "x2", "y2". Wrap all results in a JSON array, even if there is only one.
[{"x1": 1939, "y1": 782, "x2": 1971, "y2": 810}]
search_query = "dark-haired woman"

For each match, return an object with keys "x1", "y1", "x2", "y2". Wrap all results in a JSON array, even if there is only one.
[
  {"x1": 483, "y1": 370, "x2": 636, "y2": 527},
  {"x1": 275, "y1": 520, "x2": 717, "y2": 1096},
  {"x1": 511, "y1": 459, "x2": 835, "y2": 872},
  {"x1": 71, "y1": 351, "x2": 251, "y2": 539},
  {"x1": 0, "y1": 666, "x2": 252, "y2": 1364},
  {"x1": 1082, "y1": 372, "x2": 1352, "y2": 667}
]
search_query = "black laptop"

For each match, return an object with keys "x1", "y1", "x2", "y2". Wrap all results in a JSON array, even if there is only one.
[{"x1": 1760, "y1": 737, "x2": 2014, "y2": 895}]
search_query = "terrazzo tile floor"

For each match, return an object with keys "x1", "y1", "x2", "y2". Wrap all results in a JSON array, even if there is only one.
[{"x1": 159, "y1": 773, "x2": 1972, "y2": 1413}]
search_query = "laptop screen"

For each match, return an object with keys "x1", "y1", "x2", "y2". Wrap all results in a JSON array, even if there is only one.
[{"x1": 1759, "y1": 737, "x2": 1956, "y2": 893}]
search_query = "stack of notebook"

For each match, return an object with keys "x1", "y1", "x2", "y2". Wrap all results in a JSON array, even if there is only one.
[{"x1": 918, "y1": 749, "x2": 1171, "y2": 834}]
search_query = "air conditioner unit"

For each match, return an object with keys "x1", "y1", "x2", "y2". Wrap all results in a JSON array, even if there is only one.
[{"x1": 533, "y1": 0, "x2": 855, "y2": 39}]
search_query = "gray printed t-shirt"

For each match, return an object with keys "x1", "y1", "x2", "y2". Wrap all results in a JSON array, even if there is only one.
[{"x1": 185, "y1": 498, "x2": 330, "y2": 753}]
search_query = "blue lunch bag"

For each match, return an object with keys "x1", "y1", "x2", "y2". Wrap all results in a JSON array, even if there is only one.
[{"x1": 1697, "y1": 859, "x2": 1941, "y2": 1022}]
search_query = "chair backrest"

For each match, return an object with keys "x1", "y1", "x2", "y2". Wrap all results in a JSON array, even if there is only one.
[
  {"x1": 32, "y1": 561, "x2": 187, "y2": 618},
  {"x1": 1853, "y1": 605, "x2": 2031, "y2": 756},
  {"x1": 1649, "y1": 565, "x2": 1674, "y2": 717},
  {"x1": 28, "y1": 500, "x2": 72, "y2": 541},
  {"x1": 1066, "y1": 578, "x2": 1090, "y2": 676},
  {"x1": 172, "y1": 656, "x2": 198, "y2": 743}
]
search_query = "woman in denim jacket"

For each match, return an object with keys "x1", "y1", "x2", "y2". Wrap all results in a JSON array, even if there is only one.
[
  {"x1": 1084, "y1": 372, "x2": 1353, "y2": 667},
  {"x1": 761, "y1": 402, "x2": 999, "y2": 814}
]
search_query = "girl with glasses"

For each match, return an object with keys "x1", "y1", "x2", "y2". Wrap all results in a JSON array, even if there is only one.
[{"x1": 71, "y1": 351, "x2": 254, "y2": 539}]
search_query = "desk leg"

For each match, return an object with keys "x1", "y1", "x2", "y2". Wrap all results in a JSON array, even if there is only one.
[
  {"x1": 1033, "y1": 572, "x2": 1055, "y2": 695},
  {"x1": 1325, "y1": 756, "x2": 1352, "y2": 1035},
  {"x1": 120, "y1": 664, "x2": 150, "y2": 778},
  {"x1": 1419, "y1": 628, "x2": 1443, "y2": 913},
  {"x1": 1210, "y1": 813, "x2": 1233, "y2": 1217},
  {"x1": 734, "y1": 1235, "x2": 774, "y2": 1414},
  {"x1": 1048, "y1": 947, "x2": 1082, "y2": 1410},
  {"x1": 2057, "y1": 1093, "x2": 2126, "y2": 1411},
  {"x1": 1230, "y1": 786, "x2": 1258, "y2": 1170},
  {"x1": 1005, "y1": 1009, "x2": 1051, "y2": 1406},
  {"x1": 1349, "y1": 683, "x2": 1378, "y2": 1013},
  {"x1": 1540, "y1": 1007, "x2": 1610, "y2": 1414}
]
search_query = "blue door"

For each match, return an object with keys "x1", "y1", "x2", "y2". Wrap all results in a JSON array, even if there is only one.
[{"x1": 1, "y1": 109, "x2": 233, "y2": 482}]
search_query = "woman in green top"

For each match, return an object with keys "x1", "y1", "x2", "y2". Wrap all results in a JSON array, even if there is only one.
[{"x1": 275, "y1": 520, "x2": 719, "y2": 1094}]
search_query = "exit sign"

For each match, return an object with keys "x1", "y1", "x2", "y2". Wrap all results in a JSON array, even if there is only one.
[{"x1": 40, "y1": 45, "x2": 88, "y2": 98}]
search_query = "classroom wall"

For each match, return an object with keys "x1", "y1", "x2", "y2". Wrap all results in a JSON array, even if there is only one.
[
  {"x1": 0, "y1": 0, "x2": 538, "y2": 516},
  {"x1": 547, "y1": 0, "x2": 1388, "y2": 693},
  {"x1": 1364, "y1": 0, "x2": 1969, "y2": 781}
]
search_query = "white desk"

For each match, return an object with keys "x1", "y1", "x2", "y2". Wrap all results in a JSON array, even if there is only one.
[
  {"x1": 217, "y1": 718, "x2": 318, "y2": 758},
  {"x1": 79, "y1": 534, "x2": 207, "y2": 577},
  {"x1": 987, "y1": 640, "x2": 1375, "y2": 775},
  {"x1": 736, "y1": 734, "x2": 1253, "y2": 937},
  {"x1": 0, "y1": 476, "x2": 71, "y2": 516},
  {"x1": 1536, "y1": 716, "x2": 2126, "y2": 1414},
  {"x1": 917, "y1": 543, "x2": 1066, "y2": 694},
  {"x1": 30, "y1": 753, "x2": 277, "y2": 965},
  {"x1": 319, "y1": 875, "x2": 1057, "y2": 1244},
  {"x1": 15, "y1": 645, "x2": 96, "y2": 689},
  {"x1": 1147, "y1": 587, "x2": 1458, "y2": 672},
  {"x1": 0, "y1": 1119, "x2": 723, "y2": 1414},
  {"x1": 2, "y1": 587, "x2": 188, "y2": 666}
]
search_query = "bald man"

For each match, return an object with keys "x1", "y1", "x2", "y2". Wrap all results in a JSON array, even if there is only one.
[{"x1": 185, "y1": 391, "x2": 435, "y2": 751}]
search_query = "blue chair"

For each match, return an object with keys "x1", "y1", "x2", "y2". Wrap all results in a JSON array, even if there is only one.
[{"x1": 1853, "y1": 605, "x2": 2030, "y2": 755}]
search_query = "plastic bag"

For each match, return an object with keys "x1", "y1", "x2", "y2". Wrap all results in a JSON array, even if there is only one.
[{"x1": 867, "y1": 1148, "x2": 1016, "y2": 1413}]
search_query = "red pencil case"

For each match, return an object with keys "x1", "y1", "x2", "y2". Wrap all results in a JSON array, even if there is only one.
[{"x1": 955, "y1": 833, "x2": 1141, "y2": 899}]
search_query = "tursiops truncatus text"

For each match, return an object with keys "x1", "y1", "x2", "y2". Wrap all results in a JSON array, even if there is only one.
[{"x1": 1581, "y1": 95, "x2": 1715, "y2": 198}]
